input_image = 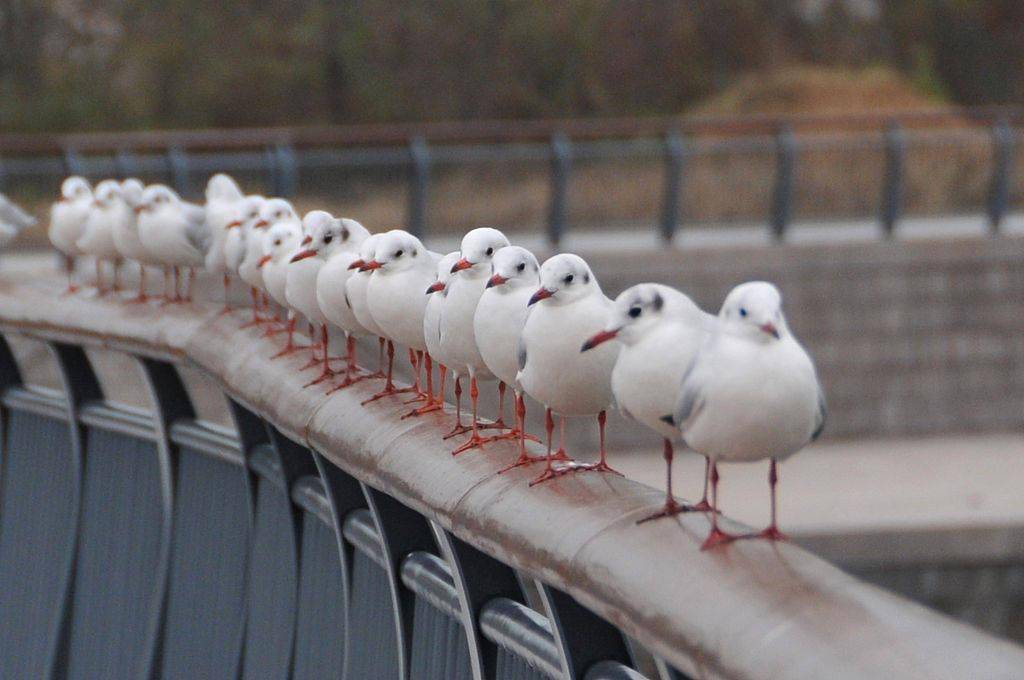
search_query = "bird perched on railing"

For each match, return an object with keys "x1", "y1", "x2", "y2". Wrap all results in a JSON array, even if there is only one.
[
  {"x1": 49, "y1": 176, "x2": 93, "y2": 293},
  {"x1": 78, "y1": 179, "x2": 128, "y2": 296},
  {"x1": 441, "y1": 227, "x2": 512, "y2": 453},
  {"x1": 0, "y1": 192, "x2": 35, "y2": 249},
  {"x1": 583, "y1": 283, "x2": 714, "y2": 523},
  {"x1": 474, "y1": 245, "x2": 543, "y2": 470},
  {"x1": 344, "y1": 233, "x2": 389, "y2": 384},
  {"x1": 236, "y1": 197, "x2": 272, "y2": 324},
  {"x1": 421, "y1": 251, "x2": 460, "y2": 416},
  {"x1": 667, "y1": 281, "x2": 826, "y2": 549},
  {"x1": 203, "y1": 174, "x2": 246, "y2": 311},
  {"x1": 135, "y1": 184, "x2": 210, "y2": 303},
  {"x1": 112, "y1": 178, "x2": 155, "y2": 303},
  {"x1": 517, "y1": 253, "x2": 620, "y2": 485},
  {"x1": 223, "y1": 195, "x2": 265, "y2": 317},
  {"x1": 257, "y1": 203, "x2": 304, "y2": 356}
]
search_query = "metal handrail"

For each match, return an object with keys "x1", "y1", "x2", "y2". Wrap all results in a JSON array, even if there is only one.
[{"x1": 1, "y1": 271, "x2": 1022, "y2": 679}]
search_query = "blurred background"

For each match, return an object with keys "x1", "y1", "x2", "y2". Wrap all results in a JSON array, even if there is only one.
[{"x1": 1, "y1": 0, "x2": 1023, "y2": 643}]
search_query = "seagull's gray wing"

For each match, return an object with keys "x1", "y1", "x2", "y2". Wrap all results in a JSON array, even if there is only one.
[
  {"x1": 0, "y1": 193, "x2": 35, "y2": 230},
  {"x1": 666, "y1": 354, "x2": 705, "y2": 429},
  {"x1": 811, "y1": 382, "x2": 827, "y2": 442},
  {"x1": 516, "y1": 334, "x2": 527, "y2": 372},
  {"x1": 184, "y1": 211, "x2": 211, "y2": 254}
]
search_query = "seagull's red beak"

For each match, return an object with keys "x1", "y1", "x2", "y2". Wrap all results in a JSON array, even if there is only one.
[
  {"x1": 254, "y1": 219, "x2": 269, "y2": 229},
  {"x1": 348, "y1": 258, "x2": 365, "y2": 270},
  {"x1": 425, "y1": 281, "x2": 445, "y2": 294},
  {"x1": 226, "y1": 219, "x2": 243, "y2": 229},
  {"x1": 528, "y1": 287, "x2": 554, "y2": 306},
  {"x1": 486, "y1": 274, "x2": 507, "y2": 289},
  {"x1": 290, "y1": 249, "x2": 317, "y2": 263},
  {"x1": 134, "y1": 205, "x2": 145, "y2": 214},
  {"x1": 257, "y1": 254, "x2": 272, "y2": 268},
  {"x1": 581, "y1": 328, "x2": 618, "y2": 352},
  {"x1": 300, "y1": 234, "x2": 312, "y2": 246},
  {"x1": 359, "y1": 260, "x2": 382, "y2": 272},
  {"x1": 450, "y1": 258, "x2": 473, "y2": 274},
  {"x1": 759, "y1": 322, "x2": 780, "y2": 339}
]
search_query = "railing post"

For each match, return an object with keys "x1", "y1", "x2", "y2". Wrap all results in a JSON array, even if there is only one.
[
  {"x1": 987, "y1": 119, "x2": 1013, "y2": 234},
  {"x1": 0, "y1": 154, "x2": 6, "y2": 193},
  {"x1": 167, "y1": 147, "x2": 191, "y2": 197},
  {"x1": 63, "y1": 148, "x2": 85, "y2": 178},
  {"x1": 660, "y1": 131, "x2": 686, "y2": 243},
  {"x1": 548, "y1": 132, "x2": 572, "y2": 247},
  {"x1": 114, "y1": 149, "x2": 139, "y2": 180},
  {"x1": 770, "y1": 124, "x2": 795, "y2": 242},
  {"x1": 407, "y1": 137, "x2": 430, "y2": 239},
  {"x1": 880, "y1": 121, "x2": 905, "y2": 237},
  {"x1": 274, "y1": 143, "x2": 299, "y2": 197}
]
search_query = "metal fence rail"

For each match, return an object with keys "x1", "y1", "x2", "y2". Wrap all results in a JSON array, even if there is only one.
[{"x1": 0, "y1": 273, "x2": 1022, "y2": 680}]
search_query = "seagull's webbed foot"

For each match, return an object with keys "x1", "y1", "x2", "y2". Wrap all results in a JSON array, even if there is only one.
[
  {"x1": 360, "y1": 383, "x2": 416, "y2": 406},
  {"x1": 754, "y1": 526, "x2": 789, "y2": 542},
  {"x1": 701, "y1": 527, "x2": 744, "y2": 551},
  {"x1": 584, "y1": 460, "x2": 623, "y2": 476},
  {"x1": 498, "y1": 452, "x2": 548, "y2": 474},
  {"x1": 636, "y1": 499, "x2": 704, "y2": 525},
  {"x1": 442, "y1": 423, "x2": 473, "y2": 440}
]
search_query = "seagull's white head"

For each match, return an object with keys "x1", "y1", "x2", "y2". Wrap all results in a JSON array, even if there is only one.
[
  {"x1": 363, "y1": 229, "x2": 425, "y2": 273},
  {"x1": 451, "y1": 227, "x2": 509, "y2": 275},
  {"x1": 294, "y1": 214, "x2": 368, "y2": 263},
  {"x1": 260, "y1": 221, "x2": 302, "y2": 268},
  {"x1": 120, "y1": 179, "x2": 145, "y2": 208},
  {"x1": 529, "y1": 253, "x2": 599, "y2": 306},
  {"x1": 720, "y1": 281, "x2": 786, "y2": 342},
  {"x1": 486, "y1": 246, "x2": 539, "y2": 290},
  {"x1": 425, "y1": 251, "x2": 460, "y2": 295},
  {"x1": 348, "y1": 233, "x2": 383, "y2": 273},
  {"x1": 137, "y1": 184, "x2": 180, "y2": 215},
  {"x1": 205, "y1": 173, "x2": 243, "y2": 203},
  {"x1": 258, "y1": 198, "x2": 297, "y2": 230},
  {"x1": 236, "y1": 196, "x2": 266, "y2": 233},
  {"x1": 92, "y1": 179, "x2": 122, "y2": 208},
  {"x1": 583, "y1": 283, "x2": 700, "y2": 351},
  {"x1": 61, "y1": 176, "x2": 92, "y2": 201}
]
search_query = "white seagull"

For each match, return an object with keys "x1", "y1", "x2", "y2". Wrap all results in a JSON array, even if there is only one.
[
  {"x1": 136, "y1": 184, "x2": 209, "y2": 302},
  {"x1": 670, "y1": 281, "x2": 826, "y2": 549},
  {"x1": 258, "y1": 212, "x2": 305, "y2": 357},
  {"x1": 286, "y1": 210, "x2": 339, "y2": 386},
  {"x1": 582, "y1": 283, "x2": 714, "y2": 522},
  {"x1": 344, "y1": 233, "x2": 388, "y2": 381},
  {"x1": 441, "y1": 227, "x2": 511, "y2": 453},
  {"x1": 49, "y1": 176, "x2": 93, "y2": 292},
  {"x1": 517, "y1": 253, "x2": 620, "y2": 484},
  {"x1": 420, "y1": 251, "x2": 461, "y2": 416},
  {"x1": 203, "y1": 174, "x2": 246, "y2": 310},
  {"x1": 77, "y1": 179, "x2": 125, "y2": 295},
  {"x1": 113, "y1": 178, "x2": 155, "y2": 302},
  {"x1": 363, "y1": 229, "x2": 439, "y2": 406},
  {"x1": 235, "y1": 197, "x2": 271, "y2": 325},
  {"x1": 473, "y1": 245, "x2": 543, "y2": 469}
]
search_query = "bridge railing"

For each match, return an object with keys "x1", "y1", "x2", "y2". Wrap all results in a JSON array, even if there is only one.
[
  {"x1": 1, "y1": 108, "x2": 1021, "y2": 245},
  {"x1": 0, "y1": 272, "x2": 1022, "y2": 679}
]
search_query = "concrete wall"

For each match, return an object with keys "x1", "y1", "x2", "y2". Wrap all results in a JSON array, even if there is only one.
[{"x1": 578, "y1": 235, "x2": 1024, "y2": 442}]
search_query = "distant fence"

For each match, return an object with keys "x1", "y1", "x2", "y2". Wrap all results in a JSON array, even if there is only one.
[{"x1": 1, "y1": 107, "x2": 1022, "y2": 243}]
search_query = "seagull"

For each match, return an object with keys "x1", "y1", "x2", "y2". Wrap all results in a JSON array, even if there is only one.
[
  {"x1": 250, "y1": 197, "x2": 301, "y2": 328},
  {"x1": 307, "y1": 217, "x2": 372, "y2": 388},
  {"x1": 669, "y1": 281, "x2": 826, "y2": 549},
  {"x1": 343, "y1": 233, "x2": 388, "y2": 382},
  {"x1": 49, "y1": 176, "x2": 93, "y2": 293},
  {"x1": 473, "y1": 246, "x2": 544, "y2": 469},
  {"x1": 235, "y1": 197, "x2": 272, "y2": 325},
  {"x1": 517, "y1": 253, "x2": 620, "y2": 485},
  {"x1": 0, "y1": 192, "x2": 35, "y2": 248},
  {"x1": 114, "y1": 178, "x2": 155, "y2": 302},
  {"x1": 363, "y1": 229, "x2": 439, "y2": 405},
  {"x1": 419, "y1": 251, "x2": 461, "y2": 417},
  {"x1": 441, "y1": 227, "x2": 511, "y2": 454},
  {"x1": 582, "y1": 283, "x2": 714, "y2": 522},
  {"x1": 259, "y1": 215, "x2": 305, "y2": 357},
  {"x1": 77, "y1": 179, "x2": 125, "y2": 295},
  {"x1": 286, "y1": 211, "x2": 340, "y2": 385},
  {"x1": 136, "y1": 184, "x2": 209, "y2": 303},
  {"x1": 204, "y1": 174, "x2": 246, "y2": 311}
]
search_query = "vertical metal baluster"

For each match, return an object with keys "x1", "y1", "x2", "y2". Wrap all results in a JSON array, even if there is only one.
[
  {"x1": 880, "y1": 121, "x2": 905, "y2": 238},
  {"x1": 265, "y1": 145, "x2": 280, "y2": 195},
  {"x1": 548, "y1": 133, "x2": 572, "y2": 247},
  {"x1": 63, "y1": 148, "x2": 85, "y2": 178},
  {"x1": 135, "y1": 358, "x2": 197, "y2": 680},
  {"x1": 114, "y1": 149, "x2": 140, "y2": 180},
  {"x1": 535, "y1": 581, "x2": 633, "y2": 679},
  {"x1": 770, "y1": 124, "x2": 795, "y2": 242},
  {"x1": 431, "y1": 524, "x2": 525, "y2": 680},
  {"x1": 408, "y1": 137, "x2": 431, "y2": 239},
  {"x1": 361, "y1": 484, "x2": 437, "y2": 680},
  {"x1": 311, "y1": 451, "x2": 367, "y2": 673},
  {"x1": 167, "y1": 147, "x2": 191, "y2": 197},
  {"x1": 987, "y1": 119, "x2": 1013, "y2": 234},
  {"x1": 43, "y1": 342, "x2": 102, "y2": 679},
  {"x1": 660, "y1": 131, "x2": 686, "y2": 244},
  {"x1": 275, "y1": 143, "x2": 299, "y2": 198}
]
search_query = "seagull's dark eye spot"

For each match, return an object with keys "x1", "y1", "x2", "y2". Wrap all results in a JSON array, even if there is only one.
[
  {"x1": 395, "y1": 249, "x2": 403, "y2": 258},
  {"x1": 485, "y1": 247, "x2": 494, "y2": 256},
  {"x1": 323, "y1": 234, "x2": 333, "y2": 244},
  {"x1": 516, "y1": 262, "x2": 525, "y2": 272},
  {"x1": 564, "y1": 274, "x2": 574, "y2": 284},
  {"x1": 411, "y1": 249, "x2": 417, "y2": 256},
  {"x1": 628, "y1": 306, "x2": 642, "y2": 319},
  {"x1": 274, "y1": 239, "x2": 281, "y2": 246},
  {"x1": 341, "y1": 228, "x2": 349, "y2": 240},
  {"x1": 583, "y1": 273, "x2": 590, "y2": 284},
  {"x1": 739, "y1": 307, "x2": 748, "y2": 318}
]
